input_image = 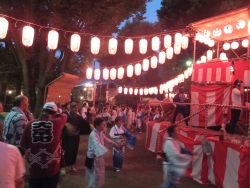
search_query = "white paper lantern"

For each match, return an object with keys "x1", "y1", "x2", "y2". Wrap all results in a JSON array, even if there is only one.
[
  {"x1": 139, "y1": 88, "x2": 143, "y2": 95},
  {"x1": 201, "y1": 55, "x2": 206, "y2": 63},
  {"x1": 165, "y1": 93, "x2": 169, "y2": 98},
  {"x1": 236, "y1": 20, "x2": 246, "y2": 29},
  {"x1": 195, "y1": 33, "x2": 201, "y2": 41},
  {"x1": 199, "y1": 35, "x2": 205, "y2": 43},
  {"x1": 135, "y1": 63, "x2": 141, "y2": 76},
  {"x1": 124, "y1": 88, "x2": 128, "y2": 95},
  {"x1": 129, "y1": 88, "x2": 133, "y2": 95},
  {"x1": 91, "y1": 37, "x2": 100, "y2": 54},
  {"x1": 203, "y1": 30, "x2": 210, "y2": 38},
  {"x1": 207, "y1": 50, "x2": 213, "y2": 61},
  {"x1": 144, "y1": 88, "x2": 149, "y2": 95},
  {"x1": 86, "y1": 68, "x2": 93, "y2": 79},
  {"x1": 151, "y1": 56, "x2": 157, "y2": 69},
  {"x1": 164, "y1": 35, "x2": 172, "y2": 48},
  {"x1": 181, "y1": 36, "x2": 188, "y2": 49},
  {"x1": 149, "y1": 88, "x2": 154, "y2": 95},
  {"x1": 208, "y1": 39, "x2": 215, "y2": 47},
  {"x1": 220, "y1": 52, "x2": 227, "y2": 60},
  {"x1": 0, "y1": 17, "x2": 8, "y2": 39},
  {"x1": 48, "y1": 30, "x2": 59, "y2": 50},
  {"x1": 142, "y1": 59, "x2": 149, "y2": 71},
  {"x1": 224, "y1": 25, "x2": 233, "y2": 34},
  {"x1": 70, "y1": 34, "x2": 81, "y2": 52},
  {"x1": 118, "y1": 87, "x2": 122, "y2": 93},
  {"x1": 174, "y1": 44, "x2": 181, "y2": 55},
  {"x1": 174, "y1": 78, "x2": 179, "y2": 85},
  {"x1": 242, "y1": 39, "x2": 248, "y2": 48},
  {"x1": 110, "y1": 68, "x2": 116, "y2": 80},
  {"x1": 159, "y1": 88, "x2": 163, "y2": 94},
  {"x1": 139, "y1": 38, "x2": 147, "y2": 54},
  {"x1": 213, "y1": 28, "x2": 222, "y2": 37},
  {"x1": 166, "y1": 47, "x2": 173, "y2": 59},
  {"x1": 127, "y1": 65, "x2": 133, "y2": 77},
  {"x1": 169, "y1": 87, "x2": 173, "y2": 92},
  {"x1": 152, "y1": 36, "x2": 160, "y2": 51},
  {"x1": 22, "y1": 26, "x2": 34, "y2": 47},
  {"x1": 175, "y1": 33, "x2": 182, "y2": 45},
  {"x1": 109, "y1": 38, "x2": 117, "y2": 55},
  {"x1": 154, "y1": 87, "x2": 158, "y2": 95},
  {"x1": 204, "y1": 37, "x2": 209, "y2": 45},
  {"x1": 117, "y1": 67, "x2": 124, "y2": 79},
  {"x1": 94, "y1": 69, "x2": 100, "y2": 80},
  {"x1": 231, "y1": 41, "x2": 239, "y2": 49},
  {"x1": 184, "y1": 70, "x2": 189, "y2": 79},
  {"x1": 125, "y1": 38, "x2": 133, "y2": 54},
  {"x1": 134, "y1": 88, "x2": 138, "y2": 95},
  {"x1": 103, "y1": 68, "x2": 109, "y2": 80},
  {"x1": 223, "y1": 42, "x2": 230, "y2": 50},
  {"x1": 159, "y1": 51, "x2": 166, "y2": 64}
]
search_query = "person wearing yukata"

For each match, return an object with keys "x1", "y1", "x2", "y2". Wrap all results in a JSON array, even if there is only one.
[
  {"x1": 136, "y1": 108, "x2": 143, "y2": 133},
  {"x1": 85, "y1": 117, "x2": 119, "y2": 188}
]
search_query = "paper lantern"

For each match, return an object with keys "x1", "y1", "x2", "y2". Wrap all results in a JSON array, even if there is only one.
[
  {"x1": 135, "y1": 63, "x2": 141, "y2": 76},
  {"x1": 110, "y1": 68, "x2": 116, "y2": 80},
  {"x1": 204, "y1": 37, "x2": 209, "y2": 45},
  {"x1": 117, "y1": 67, "x2": 124, "y2": 79},
  {"x1": 86, "y1": 68, "x2": 93, "y2": 79},
  {"x1": 154, "y1": 87, "x2": 158, "y2": 95},
  {"x1": 248, "y1": 20, "x2": 250, "y2": 35},
  {"x1": 184, "y1": 70, "x2": 189, "y2": 79},
  {"x1": 103, "y1": 68, "x2": 109, "y2": 80},
  {"x1": 174, "y1": 78, "x2": 179, "y2": 85},
  {"x1": 166, "y1": 47, "x2": 173, "y2": 59},
  {"x1": 118, "y1": 87, "x2": 122, "y2": 93},
  {"x1": 127, "y1": 65, "x2": 133, "y2": 77},
  {"x1": 124, "y1": 88, "x2": 128, "y2": 95},
  {"x1": 169, "y1": 87, "x2": 173, "y2": 92},
  {"x1": 159, "y1": 51, "x2": 165, "y2": 64},
  {"x1": 174, "y1": 33, "x2": 182, "y2": 45},
  {"x1": 151, "y1": 56, "x2": 157, "y2": 69},
  {"x1": 224, "y1": 25, "x2": 233, "y2": 34},
  {"x1": 174, "y1": 44, "x2": 181, "y2": 55},
  {"x1": 231, "y1": 41, "x2": 239, "y2": 49},
  {"x1": 207, "y1": 50, "x2": 213, "y2": 61},
  {"x1": 149, "y1": 88, "x2": 154, "y2": 95},
  {"x1": 199, "y1": 35, "x2": 205, "y2": 43},
  {"x1": 213, "y1": 28, "x2": 222, "y2": 37},
  {"x1": 134, "y1": 88, "x2": 138, "y2": 95},
  {"x1": 129, "y1": 88, "x2": 133, "y2": 95},
  {"x1": 142, "y1": 59, "x2": 149, "y2": 71},
  {"x1": 208, "y1": 39, "x2": 215, "y2": 47},
  {"x1": 152, "y1": 36, "x2": 160, "y2": 51},
  {"x1": 0, "y1": 17, "x2": 8, "y2": 39},
  {"x1": 94, "y1": 69, "x2": 100, "y2": 80},
  {"x1": 139, "y1": 88, "x2": 143, "y2": 95},
  {"x1": 164, "y1": 35, "x2": 172, "y2": 48},
  {"x1": 236, "y1": 20, "x2": 246, "y2": 29},
  {"x1": 125, "y1": 38, "x2": 133, "y2": 54},
  {"x1": 22, "y1": 26, "x2": 34, "y2": 47},
  {"x1": 165, "y1": 93, "x2": 169, "y2": 98},
  {"x1": 139, "y1": 38, "x2": 147, "y2": 54},
  {"x1": 203, "y1": 30, "x2": 210, "y2": 38},
  {"x1": 223, "y1": 42, "x2": 230, "y2": 50},
  {"x1": 201, "y1": 55, "x2": 206, "y2": 63},
  {"x1": 220, "y1": 52, "x2": 227, "y2": 60},
  {"x1": 70, "y1": 34, "x2": 81, "y2": 52},
  {"x1": 181, "y1": 36, "x2": 188, "y2": 49},
  {"x1": 109, "y1": 38, "x2": 117, "y2": 55},
  {"x1": 91, "y1": 37, "x2": 100, "y2": 54},
  {"x1": 195, "y1": 33, "x2": 201, "y2": 40},
  {"x1": 48, "y1": 30, "x2": 59, "y2": 50},
  {"x1": 144, "y1": 88, "x2": 149, "y2": 95},
  {"x1": 242, "y1": 39, "x2": 248, "y2": 48}
]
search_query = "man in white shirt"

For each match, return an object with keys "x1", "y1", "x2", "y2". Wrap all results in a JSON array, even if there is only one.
[{"x1": 81, "y1": 102, "x2": 88, "y2": 120}]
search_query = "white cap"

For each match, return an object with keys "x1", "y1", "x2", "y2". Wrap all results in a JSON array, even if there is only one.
[{"x1": 43, "y1": 102, "x2": 58, "y2": 112}]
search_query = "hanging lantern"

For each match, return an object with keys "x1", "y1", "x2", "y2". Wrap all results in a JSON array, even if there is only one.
[
  {"x1": 142, "y1": 59, "x2": 149, "y2": 71},
  {"x1": 127, "y1": 65, "x2": 133, "y2": 77},
  {"x1": 125, "y1": 38, "x2": 133, "y2": 54},
  {"x1": 109, "y1": 38, "x2": 117, "y2": 55},
  {"x1": 166, "y1": 47, "x2": 173, "y2": 59},
  {"x1": 118, "y1": 87, "x2": 123, "y2": 93},
  {"x1": 165, "y1": 93, "x2": 169, "y2": 98},
  {"x1": 135, "y1": 63, "x2": 141, "y2": 76},
  {"x1": 201, "y1": 55, "x2": 206, "y2": 63},
  {"x1": 94, "y1": 69, "x2": 100, "y2": 80},
  {"x1": 199, "y1": 35, "x2": 205, "y2": 43},
  {"x1": 220, "y1": 52, "x2": 227, "y2": 60},
  {"x1": 91, "y1": 37, "x2": 100, "y2": 54},
  {"x1": 151, "y1": 36, "x2": 160, "y2": 51},
  {"x1": 134, "y1": 88, "x2": 138, "y2": 95},
  {"x1": 159, "y1": 51, "x2": 165, "y2": 64},
  {"x1": 223, "y1": 42, "x2": 230, "y2": 50},
  {"x1": 139, "y1": 38, "x2": 147, "y2": 54},
  {"x1": 151, "y1": 56, "x2": 157, "y2": 69},
  {"x1": 86, "y1": 68, "x2": 93, "y2": 79},
  {"x1": 248, "y1": 20, "x2": 250, "y2": 35},
  {"x1": 236, "y1": 20, "x2": 246, "y2": 29},
  {"x1": 129, "y1": 88, "x2": 133, "y2": 95},
  {"x1": 139, "y1": 88, "x2": 143, "y2": 95},
  {"x1": 224, "y1": 24, "x2": 233, "y2": 34},
  {"x1": 159, "y1": 88, "x2": 163, "y2": 94},
  {"x1": 196, "y1": 60, "x2": 202, "y2": 64},
  {"x1": 124, "y1": 88, "x2": 128, "y2": 95},
  {"x1": 0, "y1": 17, "x2": 8, "y2": 39},
  {"x1": 174, "y1": 78, "x2": 179, "y2": 85},
  {"x1": 207, "y1": 50, "x2": 213, "y2": 61},
  {"x1": 22, "y1": 26, "x2": 34, "y2": 47},
  {"x1": 103, "y1": 68, "x2": 109, "y2": 80},
  {"x1": 195, "y1": 33, "x2": 201, "y2": 41},
  {"x1": 149, "y1": 88, "x2": 154, "y2": 95},
  {"x1": 213, "y1": 28, "x2": 222, "y2": 37},
  {"x1": 70, "y1": 34, "x2": 81, "y2": 52},
  {"x1": 48, "y1": 30, "x2": 59, "y2": 50},
  {"x1": 231, "y1": 41, "x2": 239, "y2": 49},
  {"x1": 110, "y1": 68, "x2": 116, "y2": 80},
  {"x1": 174, "y1": 44, "x2": 181, "y2": 55},
  {"x1": 242, "y1": 39, "x2": 248, "y2": 48},
  {"x1": 174, "y1": 33, "x2": 182, "y2": 45},
  {"x1": 184, "y1": 70, "x2": 189, "y2": 79},
  {"x1": 169, "y1": 87, "x2": 173, "y2": 92},
  {"x1": 144, "y1": 88, "x2": 149, "y2": 95},
  {"x1": 203, "y1": 30, "x2": 210, "y2": 38},
  {"x1": 204, "y1": 37, "x2": 209, "y2": 45},
  {"x1": 154, "y1": 87, "x2": 158, "y2": 95},
  {"x1": 208, "y1": 39, "x2": 215, "y2": 47},
  {"x1": 117, "y1": 67, "x2": 124, "y2": 79},
  {"x1": 181, "y1": 36, "x2": 188, "y2": 49},
  {"x1": 164, "y1": 35, "x2": 172, "y2": 48}
]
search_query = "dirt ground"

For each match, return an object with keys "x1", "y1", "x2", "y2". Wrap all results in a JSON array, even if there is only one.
[{"x1": 24, "y1": 124, "x2": 217, "y2": 188}]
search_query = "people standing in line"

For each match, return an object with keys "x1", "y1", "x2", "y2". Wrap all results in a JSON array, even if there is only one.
[
  {"x1": 171, "y1": 87, "x2": 189, "y2": 126},
  {"x1": 0, "y1": 101, "x2": 5, "y2": 141},
  {"x1": 229, "y1": 79, "x2": 243, "y2": 136},
  {"x1": 21, "y1": 102, "x2": 67, "y2": 188},
  {"x1": 2, "y1": 95, "x2": 29, "y2": 156},
  {"x1": 111, "y1": 106, "x2": 117, "y2": 126},
  {"x1": 85, "y1": 117, "x2": 118, "y2": 188}
]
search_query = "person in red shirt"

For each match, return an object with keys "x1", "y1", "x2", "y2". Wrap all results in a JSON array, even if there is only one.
[{"x1": 21, "y1": 102, "x2": 67, "y2": 188}]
